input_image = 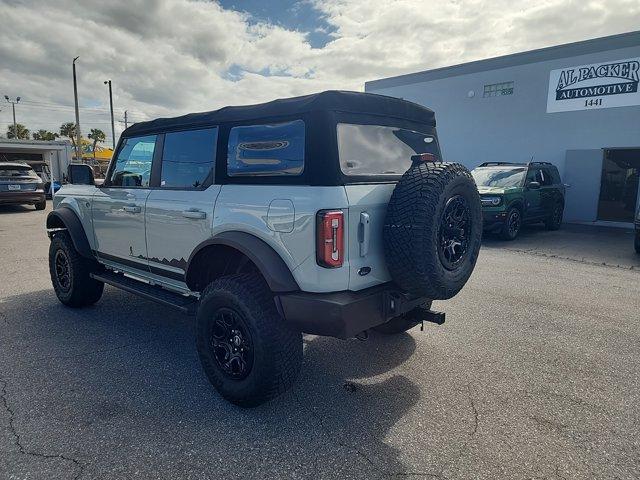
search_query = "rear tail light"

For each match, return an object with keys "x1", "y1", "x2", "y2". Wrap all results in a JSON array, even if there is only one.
[
  {"x1": 411, "y1": 153, "x2": 437, "y2": 163},
  {"x1": 316, "y1": 210, "x2": 344, "y2": 268}
]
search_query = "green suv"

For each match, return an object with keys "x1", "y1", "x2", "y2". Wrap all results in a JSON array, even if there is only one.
[{"x1": 471, "y1": 162, "x2": 565, "y2": 240}]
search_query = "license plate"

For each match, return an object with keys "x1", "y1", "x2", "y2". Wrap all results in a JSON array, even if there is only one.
[{"x1": 7, "y1": 185, "x2": 20, "y2": 191}]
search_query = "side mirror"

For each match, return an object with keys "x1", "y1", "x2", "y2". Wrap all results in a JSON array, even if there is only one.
[
  {"x1": 67, "y1": 164, "x2": 95, "y2": 185},
  {"x1": 527, "y1": 181, "x2": 540, "y2": 190}
]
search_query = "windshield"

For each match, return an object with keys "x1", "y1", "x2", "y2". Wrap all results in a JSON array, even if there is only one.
[
  {"x1": 338, "y1": 123, "x2": 439, "y2": 176},
  {"x1": 472, "y1": 167, "x2": 526, "y2": 188},
  {"x1": 0, "y1": 166, "x2": 37, "y2": 178}
]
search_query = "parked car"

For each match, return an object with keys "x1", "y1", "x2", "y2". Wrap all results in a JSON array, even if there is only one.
[
  {"x1": 46, "y1": 91, "x2": 482, "y2": 407},
  {"x1": 635, "y1": 206, "x2": 640, "y2": 254},
  {"x1": 471, "y1": 161, "x2": 565, "y2": 240},
  {"x1": 0, "y1": 162, "x2": 46, "y2": 210}
]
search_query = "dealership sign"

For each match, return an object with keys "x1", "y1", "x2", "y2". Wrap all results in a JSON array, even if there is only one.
[{"x1": 546, "y1": 57, "x2": 640, "y2": 113}]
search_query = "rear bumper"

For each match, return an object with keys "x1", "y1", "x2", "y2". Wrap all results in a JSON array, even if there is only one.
[
  {"x1": 276, "y1": 284, "x2": 430, "y2": 339},
  {"x1": 0, "y1": 191, "x2": 45, "y2": 205}
]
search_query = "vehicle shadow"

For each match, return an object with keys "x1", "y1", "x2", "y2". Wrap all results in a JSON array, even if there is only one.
[
  {"x1": 0, "y1": 204, "x2": 41, "y2": 215},
  {"x1": 0, "y1": 287, "x2": 422, "y2": 478}
]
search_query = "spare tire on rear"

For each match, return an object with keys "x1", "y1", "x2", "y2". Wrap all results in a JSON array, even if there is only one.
[{"x1": 383, "y1": 162, "x2": 482, "y2": 300}]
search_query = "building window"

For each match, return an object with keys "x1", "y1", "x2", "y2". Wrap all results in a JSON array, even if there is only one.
[{"x1": 483, "y1": 81, "x2": 514, "y2": 97}]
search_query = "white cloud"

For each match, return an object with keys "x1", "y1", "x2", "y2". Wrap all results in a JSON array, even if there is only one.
[{"x1": 0, "y1": 0, "x2": 637, "y2": 143}]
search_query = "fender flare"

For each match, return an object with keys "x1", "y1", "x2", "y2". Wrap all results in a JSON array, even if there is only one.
[
  {"x1": 186, "y1": 231, "x2": 300, "y2": 293},
  {"x1": 46, "y1": 207, "x2": 94, "y2": 259}
]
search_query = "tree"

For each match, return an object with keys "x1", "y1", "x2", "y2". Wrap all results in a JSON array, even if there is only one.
[
  {"x1": 59, "y1": 122, "x2": 77, "y2": 147},
  {"x1": 88, "y1": 128, "x2": 106, "y2": 161},
  {"x1": 7, "y1": 124, "x2": 30, "y2": 140},
  {"x1": 33, "y1": 129, "x2": 59, "y2": 141}
]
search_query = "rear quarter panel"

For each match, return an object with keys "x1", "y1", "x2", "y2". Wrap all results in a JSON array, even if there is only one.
[{"x1": 213, "y1": 185, "x2": 350, "y2": 293}]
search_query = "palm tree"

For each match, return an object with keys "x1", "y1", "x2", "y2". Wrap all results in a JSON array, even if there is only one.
[
  {"x1": 7, "y1": 124, "x2": 30, "y2": 139},
  {"x1": 59, "y1": 122, "x2": 77, "y2": 148},
  {"x1": 88, "y1": 128, "x2": 106, "y2": 161},
  {"x1": 33, "y1": 129, "x2": 59, "y2": 141}
]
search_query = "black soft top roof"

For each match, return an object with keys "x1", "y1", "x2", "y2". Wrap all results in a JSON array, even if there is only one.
[{"x1": 123, "y1": 90, "x2": 435, "y2": 137}]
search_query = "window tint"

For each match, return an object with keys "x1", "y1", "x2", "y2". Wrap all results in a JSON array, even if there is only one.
[
  {"x1": 338, "y1": 124, "x2": 438, "y2": 176},
  {"x1": 161, "y1": 128, "x2": 217, "y2": 188},
  {"x1": 549, "y1": 167, "x2": 561, "y2": 185},
  {"x1": 227, "y1": 120, "x2": 304, "y2": 177},
  {"x1": 110, "y1": 135, "x2": 156, "y2": 187},
  {"x1": 0, "y1": 166, "x2": 37, "y2": 177},
  {"x1": 539, "y1": 168, "x2": 553, "y2": 186}
]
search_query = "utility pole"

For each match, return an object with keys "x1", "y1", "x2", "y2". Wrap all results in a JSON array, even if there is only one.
[
  {"x1": 72, "y1": 57, "x2": 82, "y2": 163},
  {"x1": 104, "y1": 80, "x2": 115, "y2": 149},
  {"x1": 4, "y1": 96, "x2": 20, "y2": 138},
  {"x1": 124, "y1": 110, "x2": 128, "y2": 129}
]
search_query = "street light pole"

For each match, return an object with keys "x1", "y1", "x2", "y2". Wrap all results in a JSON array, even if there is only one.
[
  {"x1": 104, "y1": 80, "x2": 115, "y2": 149},
  {"x1": 72, "y1": 57, "x2": 82, "y2": 163},
  {"x1": 124, "y1": 110, "x2": 128, "y2": 129},
  {"x1": 4, "y1": 95, "x2": 20, "y2": 138}
]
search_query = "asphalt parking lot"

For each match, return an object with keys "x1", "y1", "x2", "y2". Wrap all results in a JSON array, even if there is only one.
[{"x1": 1, "y1": 203, "x2": 639, "y2": 480}]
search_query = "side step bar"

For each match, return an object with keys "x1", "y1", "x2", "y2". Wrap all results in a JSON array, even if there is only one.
[{"x1": 91, "y1": 271, "x2": 198, "y2": 315}]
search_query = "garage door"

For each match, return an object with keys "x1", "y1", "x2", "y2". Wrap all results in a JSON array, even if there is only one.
[{"x1": 564, "y1": 149, "x2": 603, "y2": 223}]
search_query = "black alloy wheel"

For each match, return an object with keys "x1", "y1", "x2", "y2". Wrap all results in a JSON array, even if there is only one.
[
  {"x1": 54, "y1": 249, "x2": 72, "y2": 292},
  {"x1": 209, "y1": 307, "x2": 253, "y2": 380},
  {"x1": 439, "y1": 195, "x2": 471, "y2": 271},
  {"x1": 502, "y1": 208, "x2": 521, "y2": 240}
]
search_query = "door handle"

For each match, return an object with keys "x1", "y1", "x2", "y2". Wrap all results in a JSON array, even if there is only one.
[
  {"x1": 182, "y1": 209, "x2": 206, "y2": 219},
  {"x1": 358, "y1": 212, "x2": 370, "y2": 257},
  {"x1": 122, "y1": 205, "x2": 141, "y2": 213}
]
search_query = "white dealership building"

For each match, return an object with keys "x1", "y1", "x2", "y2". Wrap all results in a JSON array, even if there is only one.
[{"x1": 366, "y1": 31, "x2": 640, "y2": 226}]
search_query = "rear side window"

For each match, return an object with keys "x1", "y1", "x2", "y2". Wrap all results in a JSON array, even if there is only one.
[
  {"x1": 227, "y1": 120, "x2": 305, "y2": 177},
  {"x1": 161, "y1": 128, "x2": 217, "y2": 189},
  {"x1": 110, "y1": 135, "x2": 156, "y2": 187},
  {"x1": 338, "y1": 124, "x2": 438, "y2": 176},
  {"x1": 549, "y1": 168, "x2": 561, "y2": 185}
]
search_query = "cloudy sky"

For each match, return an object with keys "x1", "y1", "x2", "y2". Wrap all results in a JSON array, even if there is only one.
[{"x1": 0, "y1": 0, "x2": 638, "y2": 146}]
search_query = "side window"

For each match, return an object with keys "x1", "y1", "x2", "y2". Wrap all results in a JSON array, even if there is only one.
[
  {"x1": 539, "y1": 168, "x2": 553, "y2": 186},
  {"x1": 227, "y1": 120, "x2": 304, "y2": 177},
  {"x1": 526, "y1": 168, "x2": 538, "y2": 184},
  {"x1": 110, "y1": 135, "x2": 156, "y2": 187},
  {"x1": 549, "y1": 168, "x2": 562, "y2": 185},
  {"x1": 161, "y1": 128, "x2": 217, "y2": 189}
]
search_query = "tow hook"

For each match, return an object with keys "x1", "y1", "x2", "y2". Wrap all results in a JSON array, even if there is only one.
[{"x1": 420, "y1": 310, "x2": 446, "y2": 331}]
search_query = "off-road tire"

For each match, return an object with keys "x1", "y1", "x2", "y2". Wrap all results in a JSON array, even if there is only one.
[
  {"x1": 544, "y1": 201, "x2": 563, "y2": 231},
  {"x1": 500, "y1": 206, "x2": 522, "y2": 241},
  {"x1": 196, "y1": 273, "x2": 303, "y2": 407},
  {"x1": 49, "y1": 231, "x2": 104, "y2": 307},
  {"x1": 35, "y1": 200, "x2": 46, "y2": 211},
  {"x1": 373, "y1": 302, "x2": 433, "y2": 335},
  {"x1": 383, "y1": 162, "x2": 482, "y2": 300}
]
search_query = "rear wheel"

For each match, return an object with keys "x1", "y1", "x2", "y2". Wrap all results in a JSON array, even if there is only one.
[
  {"x1": 635, "y1": 231, "x2": 640, "y2": 254},
  {"x1": 49, "y1": 231, "x2": 104, "y2": 307},
  {"x1": 35, "y1": 200, "x2": 46, "y2": 211},
  {"x1": 373, "y1": 303, "x2": 433, "y2": 335},
  {"x1": 196, "y1": 273, "x2": 303, "y2": 407},
  {"x1": 500, "y1": 207, "x2": 522, "y2": 240}
]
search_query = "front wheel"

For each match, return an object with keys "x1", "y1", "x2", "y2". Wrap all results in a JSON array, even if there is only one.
[
  {"x1": 49, "y1": 231, "x2": 104, "y2": 307},
  {"x1": 35, "y1": 200, "x2": 46, "y2": 211},
  {"x1": 196, "y1": 273, "x2": 303, "y2": 407},
  {"x1": 635, "y1": 231, "x2": 640, "y2": 254},
  {"x1": 500, "y1": 207, "x2": 522, "y2": 240},
  {"x1": 545, "y1": 202, "x2": 563, "y2": 230}
]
